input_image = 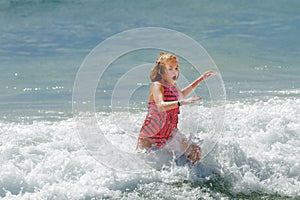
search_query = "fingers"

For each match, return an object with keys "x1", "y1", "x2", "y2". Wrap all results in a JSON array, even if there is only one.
[
  {"x1": 193, "y1": 96, "x2": 202, "y2": 101},
  {"x1": 204, "y1": 71, "x2": 214, "y2": 78},
  {"x1": 202, "y1": 71, "x2": 215, "y2": 80},
  {"x1": 187, "y1": 96, "x2": 201, "y2": 104}
]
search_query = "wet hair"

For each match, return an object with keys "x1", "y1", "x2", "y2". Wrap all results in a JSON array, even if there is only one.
[{"x1": 150, "y1": 52, "x2": 178, "y2": 82}]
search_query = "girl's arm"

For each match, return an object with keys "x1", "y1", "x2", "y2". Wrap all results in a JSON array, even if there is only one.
[
  {"x1": 178, "y1": 71, "x2": 215, "y2": 98},
  {"x1": 151, "y1": 82, "x2": 201, "y2": 112},
  {"x1": 151, "y1": 82, "x2": 179, "y2": 112}
]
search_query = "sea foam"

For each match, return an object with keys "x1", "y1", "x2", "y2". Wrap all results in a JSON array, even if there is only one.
[{"x1": 0, "y1": 97, "x2": 299, "y2": 199}]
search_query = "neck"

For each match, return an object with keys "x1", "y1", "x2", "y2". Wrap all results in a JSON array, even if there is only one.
[{"x1": 161, "y1": 79, "x2": 175, "y2": 86}]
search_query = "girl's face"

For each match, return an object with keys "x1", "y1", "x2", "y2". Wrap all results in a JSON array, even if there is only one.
[{"x1": 164, "y1": 59, "x2": 179, "y2": 85}]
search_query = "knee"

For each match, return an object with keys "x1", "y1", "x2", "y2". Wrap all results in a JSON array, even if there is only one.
[
  {"x1": 187, "y1": 144, "x2": 202, "y2": 163},
  {"x1": 138, "y1": 138, "x2": 154, "y2": 149}
]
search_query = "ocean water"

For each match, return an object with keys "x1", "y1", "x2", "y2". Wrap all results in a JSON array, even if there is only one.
[{"x1": 0, "y1": 0, "x2": 299, "y2": 199}]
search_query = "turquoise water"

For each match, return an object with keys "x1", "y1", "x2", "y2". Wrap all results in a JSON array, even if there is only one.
[{"x1": 0, "y1": 0, "x2": 299, "y2": 199}]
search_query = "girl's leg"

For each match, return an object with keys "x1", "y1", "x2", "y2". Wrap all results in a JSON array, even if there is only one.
[
  {"x1": 136, "y1": 137, "x2": 154, "y2": 151},
  {"x1": 186, "y1": 143, "x2": 202, "y2": 164},
  {"x1": 165, "y1": 130, "x2": 202, "y2": 164}
]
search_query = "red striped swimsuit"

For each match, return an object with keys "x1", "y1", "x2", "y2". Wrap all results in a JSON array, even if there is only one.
[{"x1": 139, "y1": 84, "x2": 180, "y2": 147}]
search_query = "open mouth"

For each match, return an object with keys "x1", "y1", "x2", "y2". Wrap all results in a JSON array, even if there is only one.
[{"x1": 172, "y1": 76, "x2": 176, "y2": 80}]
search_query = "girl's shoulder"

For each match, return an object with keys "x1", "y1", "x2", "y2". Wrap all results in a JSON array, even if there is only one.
[
  {"x1": 150, "y1": 81, "x2": 164, "y2": 92},
  {"x1": 152, "y1": 81, "x2": 162, "y2": 86},
  {"x1": 148, "y1": 81, "x2": 164, "y2": 102}
]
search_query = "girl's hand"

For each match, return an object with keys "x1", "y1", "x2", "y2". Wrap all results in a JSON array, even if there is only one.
[
  {"x1": 181, "y1": 96, "x2": 202, "y2": 105},
  {"x1": 200, "y1": 71, "x2": 215, "y2": 81}
]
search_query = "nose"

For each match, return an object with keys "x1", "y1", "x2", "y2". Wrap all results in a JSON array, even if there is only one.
[{"x1": 171, "y1": 69, "x2": 177, "y2": 75}]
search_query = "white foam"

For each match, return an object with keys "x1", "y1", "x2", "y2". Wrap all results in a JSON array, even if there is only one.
[
  {"x1": 214, "y1": 97, "x2": 300, "y2": 196},
  {"x1": 0, "y1": 97, "x2": 299, "y2": 198}
]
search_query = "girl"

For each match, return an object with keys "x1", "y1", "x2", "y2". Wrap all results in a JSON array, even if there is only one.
[{"x1": 137, "y1": 52, "x2": 214, "y2": 164}]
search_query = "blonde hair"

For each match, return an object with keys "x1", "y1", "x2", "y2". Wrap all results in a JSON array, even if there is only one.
[{"x1": 150, "y1": 52, "x2": 178, "y2": 82}]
